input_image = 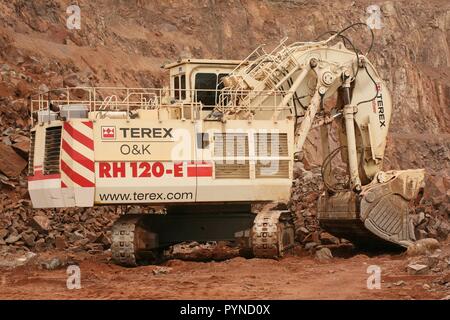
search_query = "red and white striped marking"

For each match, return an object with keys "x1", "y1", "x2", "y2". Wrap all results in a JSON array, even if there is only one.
[
  {"x1": 28, "y1": 121, "x2": 95, "y2": 208},
  {"x1": 61, "y1": 121, "x2": 95, "y2": 188},
  {"x1": 28, "y1": 170, "x2": 61, "y2": 181},
  {"x1": 187, "y1": 161, "x2": 213, "y2": 177}
]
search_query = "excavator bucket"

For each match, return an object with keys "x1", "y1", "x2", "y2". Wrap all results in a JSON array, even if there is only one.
[{"x1": 318, "y1": 169, "x2": 425, "y2": 249}]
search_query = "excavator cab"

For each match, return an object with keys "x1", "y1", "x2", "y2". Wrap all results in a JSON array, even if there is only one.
[{"x1": 164, "y1": 59, "x2": 236, "y2": 109}]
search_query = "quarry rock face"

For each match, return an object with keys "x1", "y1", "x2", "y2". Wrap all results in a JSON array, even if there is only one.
[{"x1": 0, "y1": 0, "x2": 448, "y2": 253}]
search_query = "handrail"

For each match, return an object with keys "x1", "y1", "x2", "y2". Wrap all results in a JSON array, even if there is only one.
[
  {"x1": 99, "y1": 95, "x2": 118, "y2": 110},
  {"x1": 30, "y1": 86, "x2": 291, "y2": 123}
]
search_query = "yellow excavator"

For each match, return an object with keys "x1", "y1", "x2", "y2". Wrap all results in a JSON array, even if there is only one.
[{"x1": 28, "y1": 24, "x2": 424, "y2": 265}]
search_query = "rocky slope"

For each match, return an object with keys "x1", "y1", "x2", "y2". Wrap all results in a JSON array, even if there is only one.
[{"x1": 0, "y1": 0, "x2": 448, "y2": 253}]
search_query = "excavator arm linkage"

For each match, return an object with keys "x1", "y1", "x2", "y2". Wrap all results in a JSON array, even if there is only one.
[{"x1": 222, "y1": 24, "x2": 426, "y2": 249}]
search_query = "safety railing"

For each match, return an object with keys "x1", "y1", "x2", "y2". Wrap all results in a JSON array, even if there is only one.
[
  {"x1": 211, "y1": 36, "x2": 349, "y2": 118},
  {"x1": 30, "y1": 86, "x2": 292, "y2": 124},
  {"x1": 31, "y1": 87, "x2": 163, "y2": 112}
]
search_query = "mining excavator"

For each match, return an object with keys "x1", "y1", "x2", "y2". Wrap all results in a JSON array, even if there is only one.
[{"x1": 28, "y1": 24, "x2": 425, "y2": 266}]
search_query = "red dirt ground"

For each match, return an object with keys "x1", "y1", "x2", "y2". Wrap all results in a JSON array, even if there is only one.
[{"x1": 1, "y1": 242, "x2": 449, "y2": 300}]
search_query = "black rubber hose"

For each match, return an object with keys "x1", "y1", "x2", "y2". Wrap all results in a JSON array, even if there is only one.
[
  {"x1": 356, "y1": 64, "x2": 379, "y2": 106},
  {"x1": 334, "y1": 22, "x2": 375, "y2": 56}
]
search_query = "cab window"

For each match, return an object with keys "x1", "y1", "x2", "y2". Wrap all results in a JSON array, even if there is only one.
[
  {"x1": 174, "y1": 76, "x2": 180, "y2": 99},
  {"x1": 173, "y1": 74, "x2": 186, "y2": 100},
  {"x1": 195, "y1": 73, "x2": 217, "y2": 106},
  {"x1": 180, "y1": 74, "x2": 186, "y2": 99},
  {"x1": 194, "y1": 73, "x2": 230, "y2": 107}
]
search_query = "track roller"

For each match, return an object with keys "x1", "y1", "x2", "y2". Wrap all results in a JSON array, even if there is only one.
[
  {"x1": 111, "y1": 214, "x2": 159, "y2": 267},
  {"x1": 251, "y1": 211, "x2": 295, "y2": 258}
]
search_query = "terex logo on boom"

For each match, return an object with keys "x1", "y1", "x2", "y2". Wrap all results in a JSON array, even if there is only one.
[{"x1": 374, "y1": 83, "x2": 386, "y2": 128}]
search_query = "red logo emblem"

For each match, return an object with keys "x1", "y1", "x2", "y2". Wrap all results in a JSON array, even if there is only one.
[{"x1": 101, "y1": 126, "x2": 116, "y2": 139}]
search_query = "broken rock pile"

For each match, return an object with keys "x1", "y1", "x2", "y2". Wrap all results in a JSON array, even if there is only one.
[
  {"x1": 289, "y1": 162, "x2": 342, "y2": 249},
  {"x1": 0, "y1": 200, "x2": 120, "y2": 254},
  {"x1": 405, "y1": 239, "x2": 450, "y2": 295},
  {"x1": 410, "y1": 204, "x2": 450, "y2": 241}
]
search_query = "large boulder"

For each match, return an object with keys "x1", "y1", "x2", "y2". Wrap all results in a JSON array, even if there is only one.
[
  {"x1": 407, "y1": 238, "x2": 441, "y2": 256},
  {"x1": 0, "y1": 143, "x2": 27, "y2": 177}
]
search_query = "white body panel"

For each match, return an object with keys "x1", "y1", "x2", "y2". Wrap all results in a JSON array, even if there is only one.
[{"x1": 29, "y1": 117, "x2": 294, "y2": 208}]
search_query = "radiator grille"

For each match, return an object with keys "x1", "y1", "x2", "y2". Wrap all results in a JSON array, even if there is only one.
[
  {"x1": 43, "y1": 126, "x2": 62, "y2": 175},
  {"x1": 215, "y1": 161, "x2": 250, "y2": 179},
  {"x1": 254, "y1": 133, "x2": 288, "y2": 156},
  {"x1": 28, "y1": 131, "x2": 36, "y2": 176},
  {"x1": 255, "y1": 159, "x2": 290, "y2": 178},
  {"x1": 214, "y1": 133, "x2": 248, "y2": 157}
]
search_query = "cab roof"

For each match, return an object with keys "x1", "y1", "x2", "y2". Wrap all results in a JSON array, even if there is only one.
[{"x1": 163, "y1": 58, "x2": 243, "y2": 69}]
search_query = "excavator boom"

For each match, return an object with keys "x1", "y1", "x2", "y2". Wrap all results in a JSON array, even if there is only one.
[{"x1": 221, "y1": 25, "x2": 425, "y2": 248}]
